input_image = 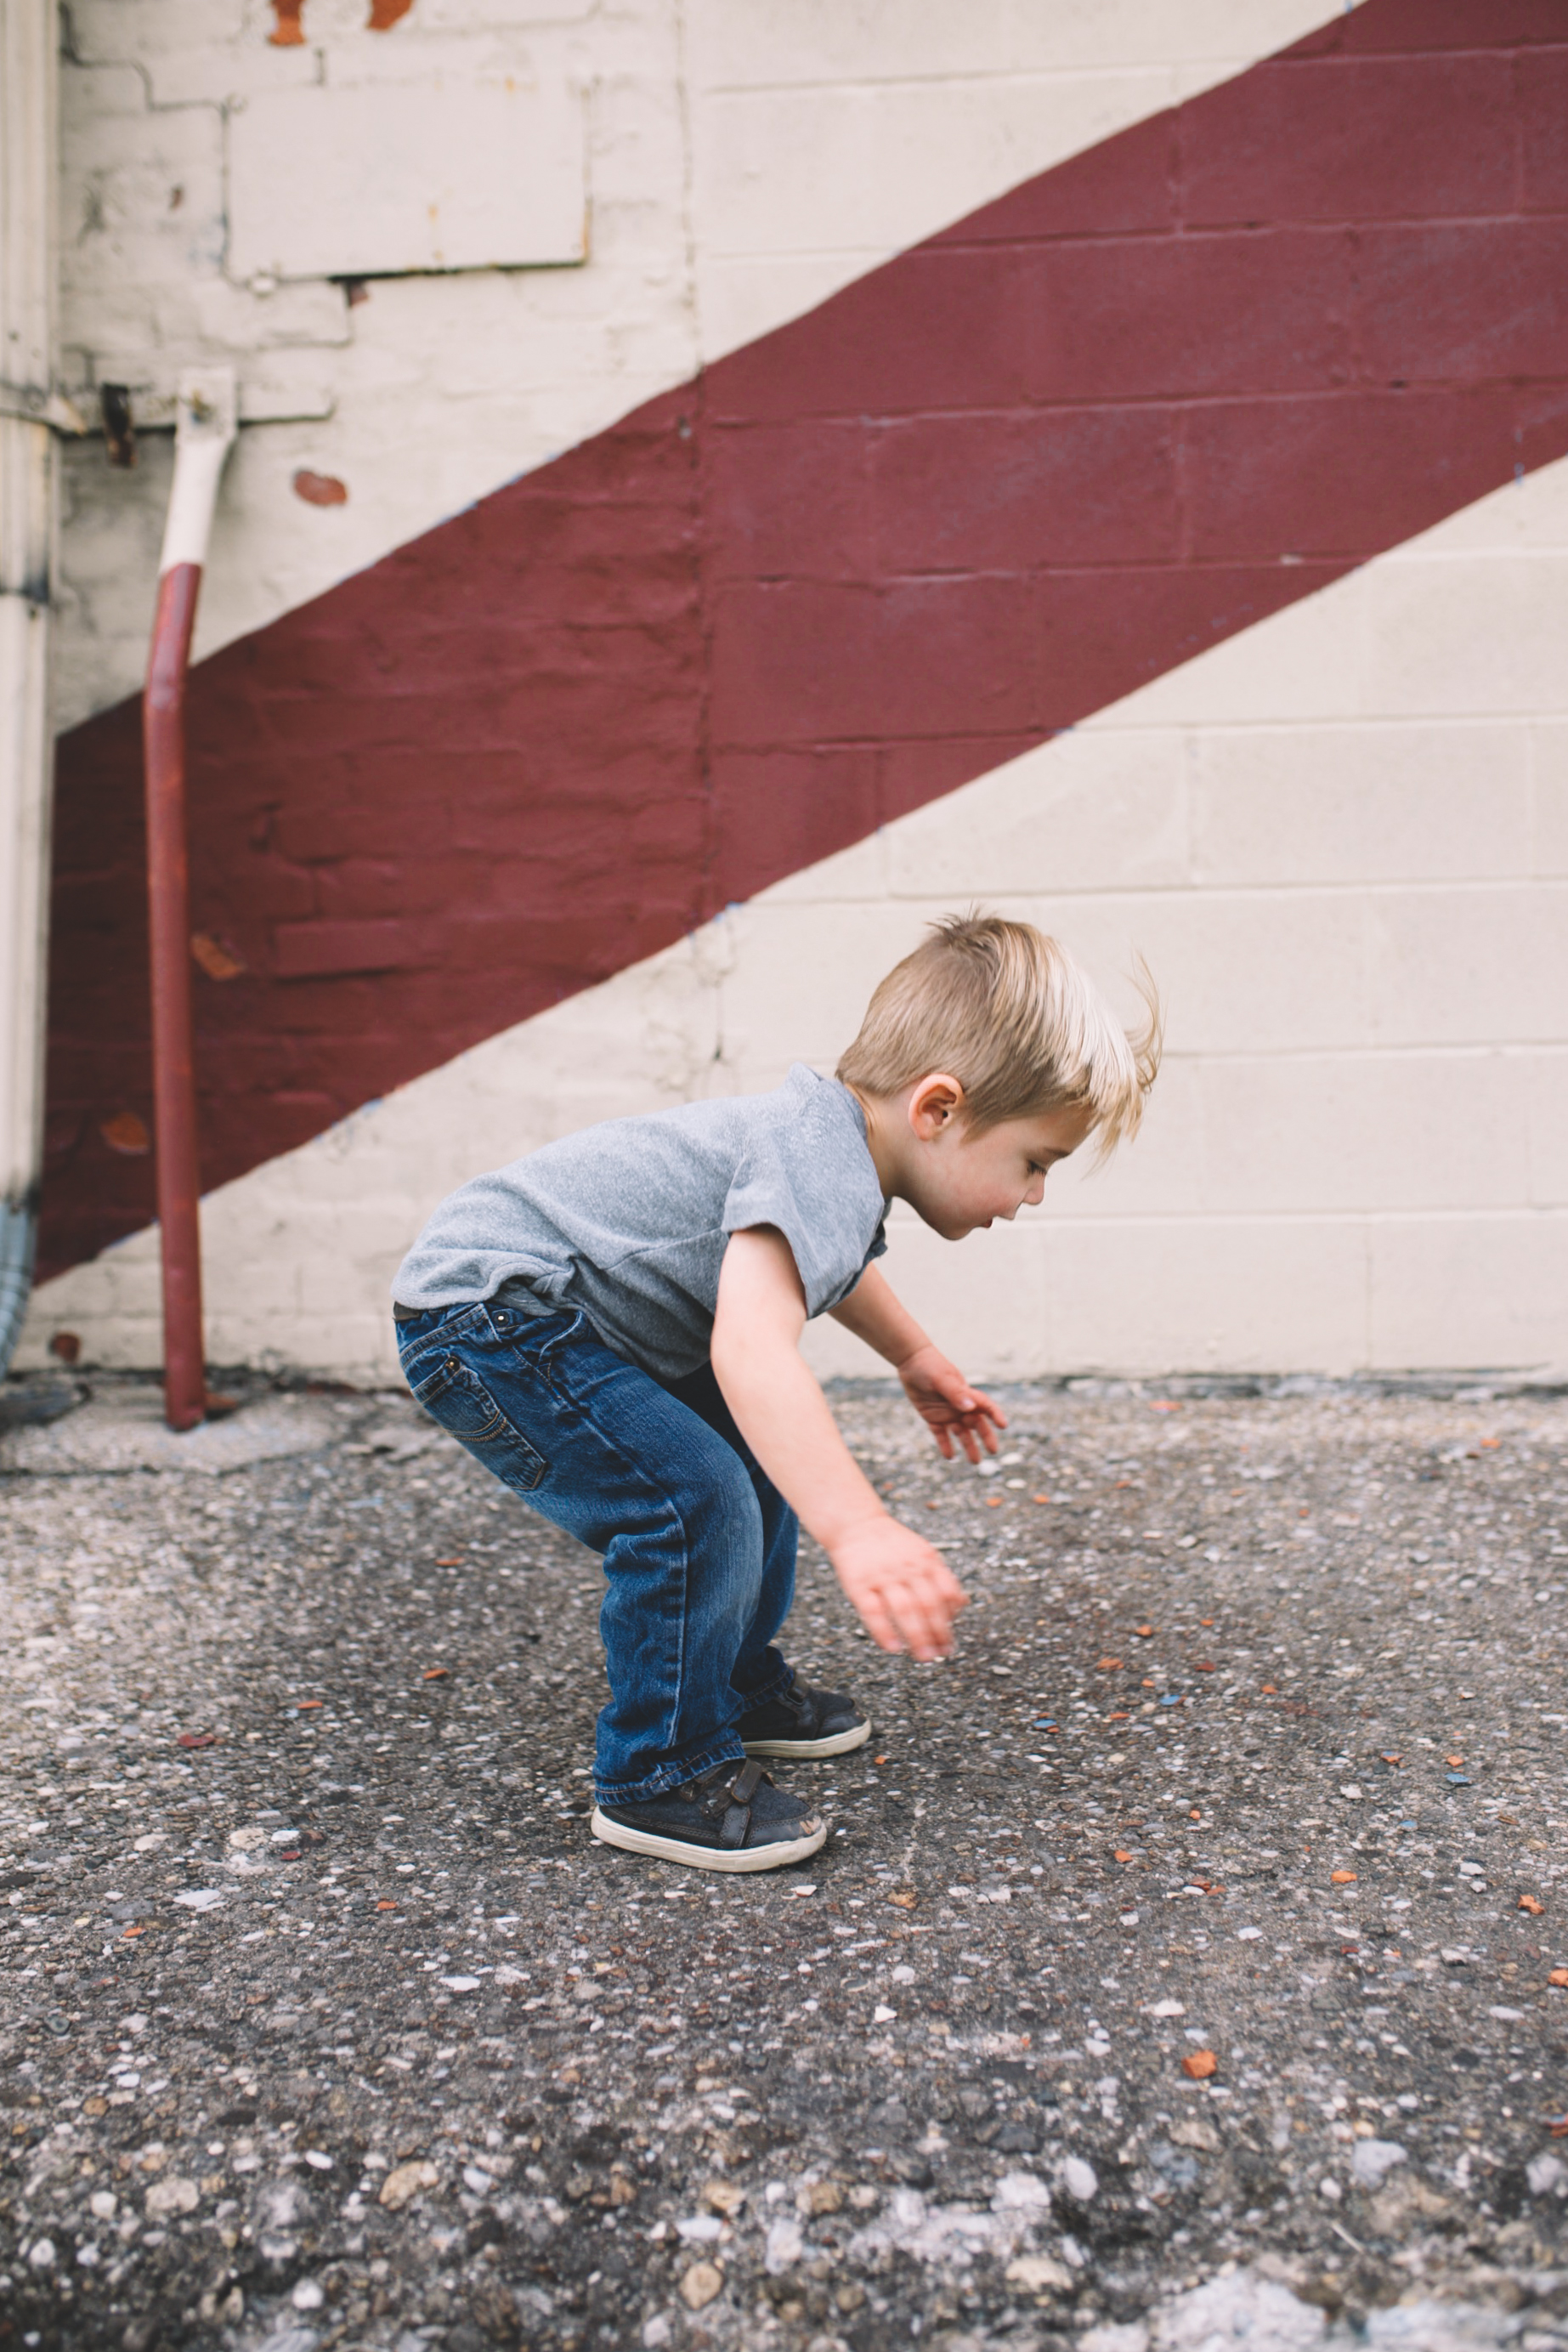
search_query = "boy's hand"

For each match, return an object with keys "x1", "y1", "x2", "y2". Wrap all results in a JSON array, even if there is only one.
[
  {"x1": 830, "y1": 1516, "x2": 969, "y2": 1661},
  {"x1": 897, "y1": 1343, "x2": 1006, "y2": 1464}
]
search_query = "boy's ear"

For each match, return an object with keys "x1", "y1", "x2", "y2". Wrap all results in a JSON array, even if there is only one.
[{"x1": 908, "y1": 1073, "x2": 965, "y2": 1141}]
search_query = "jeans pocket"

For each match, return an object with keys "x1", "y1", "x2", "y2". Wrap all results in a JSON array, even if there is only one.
[{"x1": 406, "y1": 1349, "x2": 548, "y2": 1492}]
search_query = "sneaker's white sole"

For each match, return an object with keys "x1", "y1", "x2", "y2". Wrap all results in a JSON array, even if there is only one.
[
  {"x1": 743, "y1": 1719, "x2": 872, "y2": 1760},
  {"x1": 589, "y1": 1807, "x2": 828, "y2": 1873}
]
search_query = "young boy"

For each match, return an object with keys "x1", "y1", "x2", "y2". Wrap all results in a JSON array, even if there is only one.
[{"x1": 392, "y1": 914, "x2": 1158, "y2": 1873}]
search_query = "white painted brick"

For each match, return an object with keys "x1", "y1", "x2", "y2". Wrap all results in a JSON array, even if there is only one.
[
  {"x1": 686, "y1": 0, "x2": 1022, "y2": 87},
  {"x1": 1038, "y1": 1216, "x2": 1370, "y2": 1379},
  {"x1": 70, "y1": 0, "x2": 246, "y2": 62},
  {"x1": 685, "y1": 0, "x2": 1335, "y2": 89},
  {"x1": 804, "y1": 1215, "x2": 1055, "y2": 1388},
  {"x1": 883, "y1": 728, "x2": 1190, "y2": 899},
  {"x1": 1528, "y1": 1050, "x2": 1568, "y2": 1212},
  {"x1": 1107, "y1": 572, "x2": 1369, "y2": 729},
  {"x1": 1044, "y1": 1054, "x2": 1209, "y2": 1221},
  {"x1": 1366, "y1": 886, "x2": 1568, "y2": 1048},
  {"x1": 140, "y1": 37, "x2": 320, "y2": 109},
  {"x1": 1188, "y1": 1051, "x2": 1532, "y2": 1217},
  {"x1": 761, "y1": 829, "x2": 890, "y2": 908},
  {"x1": 1368, "y1": 1214, "x2": 1568, "y2": 1375},
  {"x1": 1407, "y1": 454, "x2": 1568, "y2": 557},
  {"x1": 1191, "y1": 723, "x2": 1531, "y2": 887},
  {"x1": 716, "y1": 900, "x2": 935, "y2": 1078},
  {"x1": 1005, "y1": 1, "x2": 1350, "y2": 74},
  {"x1": 696, "y1": 252, "x2": 885, "y2": 361},
  {"x1": 1360, "y1": 555, "x2": 1568, "y2": 721},
  {"x1": 693, "y1": 70, "x2": 1173, "y2": 260},
  {"x1": 1018, "y1": 888, "x2": 1372, "y2": 1057},
  {"x1": 1532, "y1": 723, "x2": 1568, "y2": 877}
]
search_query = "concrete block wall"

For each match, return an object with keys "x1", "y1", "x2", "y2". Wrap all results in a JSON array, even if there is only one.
[{"x1": 20, "y1": 0, "x2": 1568, "y2": 1385}]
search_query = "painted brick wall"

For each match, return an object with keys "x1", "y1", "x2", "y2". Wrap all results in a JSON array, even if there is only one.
[
  {"x1": 24, "y1": 450, "x2": 1568, "y2": 1385},
  {"x1": 23, "y1": 0, "x2": 1568, "y2": 1384},
  {"x1": 53, "y1": 0, "x2": 1341, "y2": 730}
]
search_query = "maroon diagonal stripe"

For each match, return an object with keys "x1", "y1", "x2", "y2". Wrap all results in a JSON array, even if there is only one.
[{"x1": 41, "y1": 0, "x2": 1568, "y2": 1281}]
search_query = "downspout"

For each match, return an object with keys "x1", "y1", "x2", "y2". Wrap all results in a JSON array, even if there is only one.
[
  {"x1": 144, "y1": 368, "x2": 236, "y2": 1431},
  {"x1": 0, "y1": 0, "x2": 60, "y2": 1376}
]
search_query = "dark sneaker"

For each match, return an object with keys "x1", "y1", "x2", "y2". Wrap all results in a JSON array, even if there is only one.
[
  {"x1": 737, "y1": 1676, "x2": 870, "y2": 1760},
  {"x1": 591, "y1": 1758, "x2": 826, "y2": 1873}
]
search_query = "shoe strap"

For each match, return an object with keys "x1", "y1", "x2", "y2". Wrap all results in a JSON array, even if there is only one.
[{"x1": 718, "y1": 1757, "x2": 765, "y2": 1849}]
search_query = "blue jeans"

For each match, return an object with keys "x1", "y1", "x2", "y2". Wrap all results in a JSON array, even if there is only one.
[{"x1": 394, "y1": 1300, "x2": 798, "y2": 1802}]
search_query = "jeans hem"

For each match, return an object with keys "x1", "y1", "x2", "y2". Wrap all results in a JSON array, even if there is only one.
[{"x1": 594, "y1": 1734, "x2": 748, "y2": 1807}]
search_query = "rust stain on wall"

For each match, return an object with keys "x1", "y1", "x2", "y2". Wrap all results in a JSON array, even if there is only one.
[
  {"x1": 366, "y1": 0, "x2": 414, "y2": 27},
  {"x1": 191, "y1": 932, "x2": 246, "y2": 982},
  {"x1": 99, "y1": 1112, "x2": 150, "y2": 1157},
  {"x1": 268, "y1": 0, "x2": 306, "y2": 46},
  {"x1": 292, "y1": 470, "x2": 348, "y2": 507}
]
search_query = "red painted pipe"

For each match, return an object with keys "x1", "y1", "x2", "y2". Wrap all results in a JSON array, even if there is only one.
[{"x1": 144, "y1": 561, "x2": 207, "y2": 1431}]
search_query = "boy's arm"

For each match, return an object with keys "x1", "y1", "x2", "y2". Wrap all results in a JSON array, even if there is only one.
[
  {"x1": 829, "y1": 1261, "x2": 1006, "y2": 1464},
  {"x1": 711, "y1": 1228, "x2": 967, "y2": 1662}
]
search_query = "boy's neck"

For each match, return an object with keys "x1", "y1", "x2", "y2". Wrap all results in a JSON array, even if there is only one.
[{"x1": 846, "y1": 1086, "x2": 904, "y2": 1202}]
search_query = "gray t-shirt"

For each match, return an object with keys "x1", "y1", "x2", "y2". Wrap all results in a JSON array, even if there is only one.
[{"x1": 392, "y1": 1064, "x2": 888, "y2": 1381}]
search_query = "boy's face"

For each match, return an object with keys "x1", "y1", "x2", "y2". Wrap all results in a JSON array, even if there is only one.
[{"x1": 901, "y1": 1082, "x2": 1094, "y2": 1241}]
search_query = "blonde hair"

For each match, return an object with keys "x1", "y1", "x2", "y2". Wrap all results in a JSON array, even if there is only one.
[{"x1": 836, "y1": 913, "x2": 1161, "y2": 1153}]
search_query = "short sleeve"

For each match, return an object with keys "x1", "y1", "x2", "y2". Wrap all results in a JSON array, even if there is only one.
[{"x1": 720, "y1": 1074, "x2": 886, "y2": 1320}]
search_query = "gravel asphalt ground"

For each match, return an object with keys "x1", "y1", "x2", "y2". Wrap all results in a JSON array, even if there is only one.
[{"x1": 3, "y1": 1371, "x2": 1567, "y2": 2352}]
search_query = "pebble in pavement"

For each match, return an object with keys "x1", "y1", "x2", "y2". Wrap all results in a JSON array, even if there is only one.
[{"x1": 2, "y1": 1372, "x2": 1566, "y2": 2352}]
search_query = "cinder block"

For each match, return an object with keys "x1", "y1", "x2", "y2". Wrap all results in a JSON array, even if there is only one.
[
  {"x1": 686, "y1": 0, "x2": 1330, "y2": 88},
  {"x1": 1031, "y1": 562, "x2": 1346, "y2": 741},
  {"x1": 1099, "y1": 559, "x2": 1369, "y2": 726},
  {"x1": 1533, "y1": 722, "x2": 1568, "y2": 876},
  {"x1": 1023, "y1": 229, "x2": 1356, "y2": 405},
  {"x1": 1044, "y1": 1052, "x2": 1209, "y2": 1221},
  {"x1": 1356, "y1": 222, "x2": 1568, "y2": 389},
  {"x1": 1191, "y1": 721, "x2": 1531, "y2": 885},
  {"x1": 1367, "y1": 1212, "x2": 1568, "y2": 1373},
  {"x1": 1520, "y1": 43, "x2": 1568, "y2": 213},
  {"x1": 693, "y1": 47, "x2": 1163, "y2": 276},
  {"x1": 1367, "y1": 885, "x2": 1568, "y2": 1046},
  {"x1": 713, "y1": 753, "x2": 884, "y2": 909},
  {"x1": 686, "y1": 0, "x2": 1016, "y2": 88},
  {"x1": 807, "y1": 1213, "x2": 1056, "y2": 1386},
  {"x1": 1002, "y1": 0, "x2": 1344, "y2": 72},
  {"x1": 1018, "y1": 887, "x2": 1372, "y2": 1056},
  {"x1": 1360, "y1": 553, "x2": 1568, "y2": 719},
  {"x1": 759, "y1": 827, "x2": 890, "y2": 908},
  {"x1": 1181, "y1": 389, "x2": 1520, "y2": 566},
  {"x1": 706, "y1": 420, "x2": 871, "y2": 581},
  {"x1": 696, "y1": 254, "x2": 871, "y2": 370},
  {"x1": 869, "y1": 405, "x2": 1179, "y2": 574},
  {"x1": 1424, "y1": 451, "x2": 1568, "y2": 556},
  {"x1": 715, "y1": 900, "x2": 929, "y2": 1074},
  {"x1": 881, "y1": 725, "x2": 1189, "y2": 897},
  {"x1": 708, "y1": 247, "x2": 1034, "y2": 426},
  {"x1": 1180, "y1": 53, "x2": 1517, "y2": 228},
  {"x1": 709, "y1": 572, "x2": 1039, "y2": 745},
  {"x1": 1528, "y1": 1049, "x2": 1568, "y2": 1210},
  {"x1": 1189, "y1": 1049, "x2": 1534, "y2": 1216},
  {"x1": 1039, "y1": 1215, "x2": 1370, "y2": 1376}
]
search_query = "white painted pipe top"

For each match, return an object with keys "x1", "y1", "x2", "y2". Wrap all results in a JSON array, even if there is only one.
[{"x1": 157, "y1": 367, "x2": 239, "y2": 577}]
